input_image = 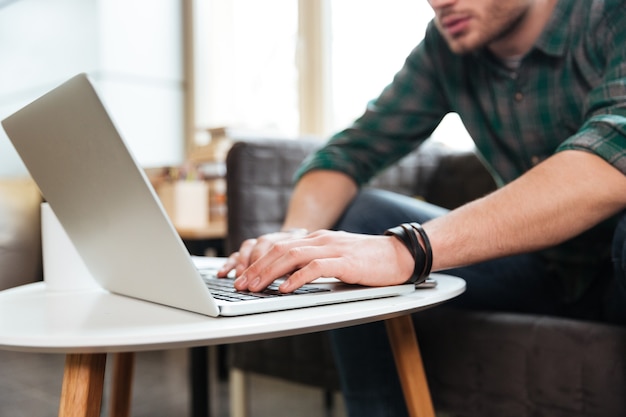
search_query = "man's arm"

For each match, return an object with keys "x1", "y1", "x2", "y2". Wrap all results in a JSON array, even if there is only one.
[
  {"x1": 234, "y1": 150, "x2": 626, "y2": 293},
  {"x1": 281, "y1": 170, "x2": 358, "y2": 231},
  {"x1": 424, "y1": 150, "x2": 626, "y2": 271}
]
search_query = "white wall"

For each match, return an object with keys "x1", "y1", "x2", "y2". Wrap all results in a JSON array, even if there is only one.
[{"x1": 0, "y1": 0, "x2": 184, "y2": 177}]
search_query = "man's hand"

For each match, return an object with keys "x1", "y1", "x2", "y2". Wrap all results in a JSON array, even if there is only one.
[
  {"x1": 217, "y1": 229, "x2": 308, "y2": 278},
  {"x1": 231, "y1": 230, "x2": 414, "y2": 293}
]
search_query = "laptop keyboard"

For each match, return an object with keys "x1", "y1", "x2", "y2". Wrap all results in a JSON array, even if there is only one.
[{"x1": 198, "y1": 270, "x2": 330, "y2": 302}]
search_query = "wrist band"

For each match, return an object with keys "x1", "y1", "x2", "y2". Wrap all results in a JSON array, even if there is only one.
[
  {"x1": 409, "y1": 222, "x2": 433, "y2": 280},
  {"x1": 384, "y1": 222, "x2": 433, "y2": 284}
]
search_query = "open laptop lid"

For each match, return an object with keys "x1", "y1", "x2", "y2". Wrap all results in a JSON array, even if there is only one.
[{"x1": 2, "y1": 73, "x2": 220, "y2": 316}]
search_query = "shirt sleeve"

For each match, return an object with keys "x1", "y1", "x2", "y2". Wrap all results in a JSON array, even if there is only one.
[
  {"x1": 294, "y1": 22, "x2": 452, "y2": 186},
  {"x1": 556, "y1": 9, "x2": 626, "y2": 175}
]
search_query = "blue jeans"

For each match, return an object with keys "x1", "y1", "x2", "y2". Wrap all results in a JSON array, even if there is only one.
[{"x1": 330, "y1": 188, "x2": 626, "y2": 417}]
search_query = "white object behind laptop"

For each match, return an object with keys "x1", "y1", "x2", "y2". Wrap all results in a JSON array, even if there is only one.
[
  {"x1": 1, "y1": 73, "x2": 415, "y2": 317},
  {"x1": 40, "y1": 202, "x2": 99, "y2": 292}
]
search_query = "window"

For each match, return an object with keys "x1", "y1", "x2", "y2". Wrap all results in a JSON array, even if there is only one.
[
  {"x1": 329, "y1": 0, "x2": 435, "y2": 131},
  {"x1": 193, "y1": 0, "x2": 472, "y2": 150},
  {"x1": 0, "y1": 0, "x2": 185, "y2": 177},
  {"x1": 0, "y1": 0, "x2": 472, "y2": 179},
  {"x1": 192, "y1": 0, "x2": 299, "y2": 145}
]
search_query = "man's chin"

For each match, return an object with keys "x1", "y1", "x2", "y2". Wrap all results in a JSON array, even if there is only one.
[{"x1": 445, "y1": 36, "x2": 481, "y2": 55}]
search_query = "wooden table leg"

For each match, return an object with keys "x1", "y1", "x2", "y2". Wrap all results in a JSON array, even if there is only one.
[
  {"x1": 58, "y1": 353, "x2": 107, "y2": 417},
  {"x1": 109, "y1": 352, "x2": 135, "y2": 417},
  {"x1": 385, "y1": 315, "x2": 435, "y2": 417}
]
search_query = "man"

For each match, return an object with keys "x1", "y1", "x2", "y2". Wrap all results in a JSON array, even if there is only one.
[{"x1": 219, "y1": 0, "x2": 626, "y2": 415}]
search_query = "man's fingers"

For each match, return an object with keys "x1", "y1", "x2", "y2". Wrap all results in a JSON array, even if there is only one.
[{"x1": 238, "y1": 244, "x2": 332, "y2": 292}]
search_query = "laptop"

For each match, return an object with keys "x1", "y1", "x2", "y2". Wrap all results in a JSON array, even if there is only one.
[{"x1": 1, "y1": 73, "x2": 416, "y2": 317}]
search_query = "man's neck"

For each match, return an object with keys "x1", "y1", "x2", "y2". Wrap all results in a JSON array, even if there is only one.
[{"x1": 488, "y1": 0, "x2": 558, "y2": 59}]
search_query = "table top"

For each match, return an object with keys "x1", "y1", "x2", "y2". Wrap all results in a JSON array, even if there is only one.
[{"x1": 0, "y1": 274, "x2": 464, "y2": 354}]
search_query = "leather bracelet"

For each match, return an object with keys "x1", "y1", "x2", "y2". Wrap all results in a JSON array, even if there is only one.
[
  {"x1": 409, "y1": 222, "x2": 433, "y2": 279},
  {"x1": 384, "y1": 222, "x2": 431, "y2": 284}
]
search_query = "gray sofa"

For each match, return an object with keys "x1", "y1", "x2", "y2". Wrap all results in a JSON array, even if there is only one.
[{"x1": 225, "y1": 138, "x2": 626, "y2": 417}]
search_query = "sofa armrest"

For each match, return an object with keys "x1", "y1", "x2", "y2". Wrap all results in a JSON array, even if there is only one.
[{"x1": 225, "y1": 138, "x2": 322, "y2": 253}]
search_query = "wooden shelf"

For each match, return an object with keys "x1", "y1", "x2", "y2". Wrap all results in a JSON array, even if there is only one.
[{"x1": 176, "y1": 219, "x2": 227, "y2": 240}]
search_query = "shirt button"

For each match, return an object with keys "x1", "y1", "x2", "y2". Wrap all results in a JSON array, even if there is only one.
[
  {"x1": 514, "y1": 92, "x2": 524, "y2": 102},
  {"x1": 531, "y1": 155, "x2": 541, "y2": 165}
]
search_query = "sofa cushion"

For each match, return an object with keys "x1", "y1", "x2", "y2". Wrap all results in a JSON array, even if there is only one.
[
  {"x1": 415, "y1": 308, "x2": 626, "y2": 417},
  {"x1": 423, "y1": 150, "x2": 496, "y2": 209}
]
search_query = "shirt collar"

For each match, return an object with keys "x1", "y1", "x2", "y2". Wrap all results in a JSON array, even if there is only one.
[
  {"x1": 531, "y1": 0, "x2": 572, "y2": 58},
  {"x1": 471, "y1": 0, "x2": 573, "y2": 64}
]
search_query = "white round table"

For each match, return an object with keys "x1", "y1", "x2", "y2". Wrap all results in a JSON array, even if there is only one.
[{"x1": 0, "y1": 274, "x2": 465, "y2": 417}]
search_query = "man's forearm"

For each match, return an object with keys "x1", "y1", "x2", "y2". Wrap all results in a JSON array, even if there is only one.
[
  {"x1": 282, "y1": 170, "x2": 359, "y2": 232},
  {"x1": 424, "y1": 150, "x2": 626, "y2": 271}
]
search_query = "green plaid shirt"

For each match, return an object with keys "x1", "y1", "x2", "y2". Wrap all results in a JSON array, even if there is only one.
[{"x1": 296, "y1": 0, "x2": 626, "y2": 302}]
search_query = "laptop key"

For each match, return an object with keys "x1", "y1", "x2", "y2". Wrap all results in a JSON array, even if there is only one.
[{"x1": 202, "y1": 276, "x2": 330, "y2": 302}]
